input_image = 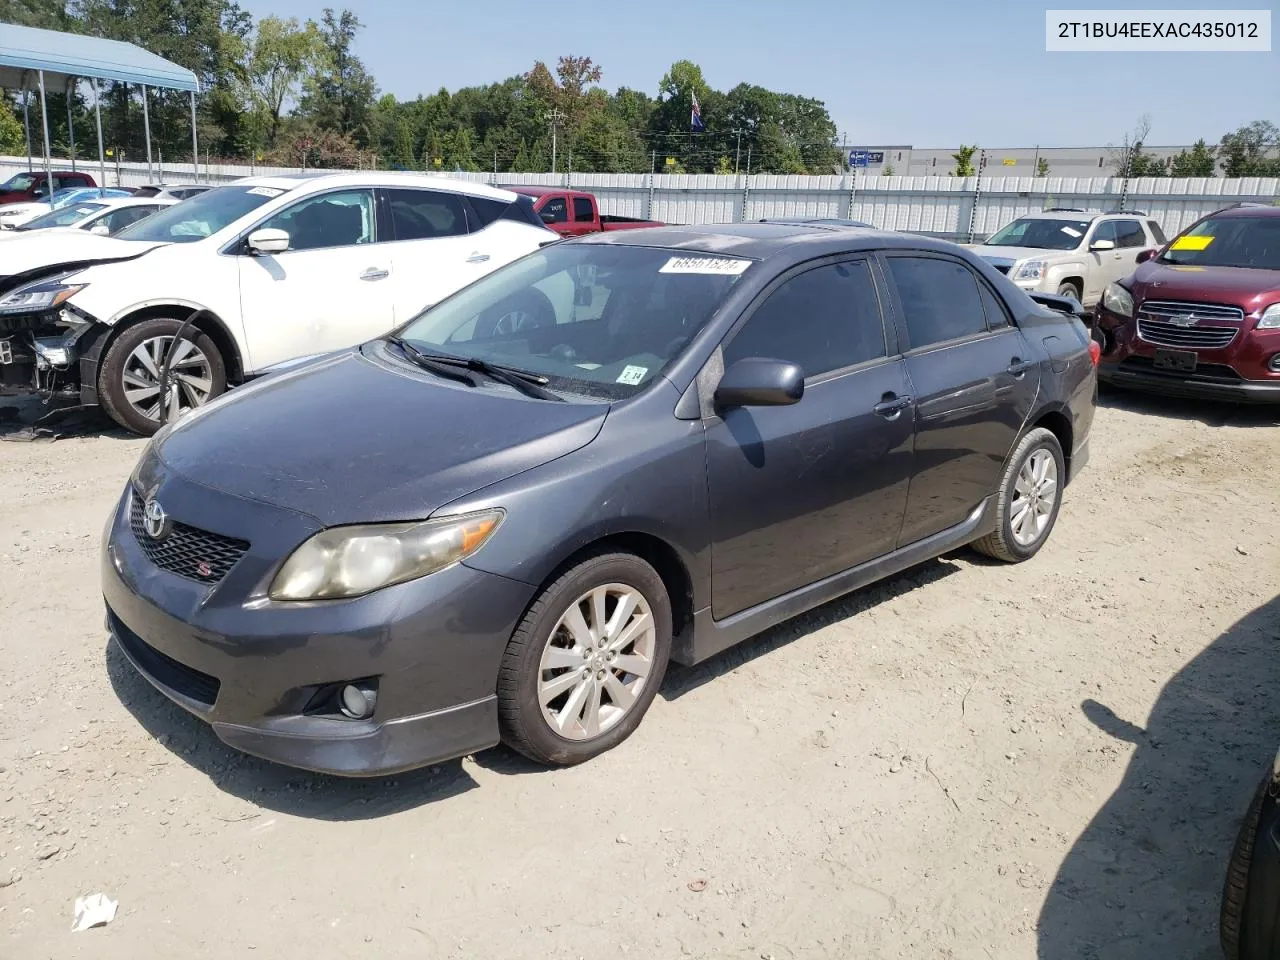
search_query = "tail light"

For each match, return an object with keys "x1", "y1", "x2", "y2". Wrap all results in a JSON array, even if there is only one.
[{"x1": 1088, "y1": 340, "x2": 1101, "y2": 366}]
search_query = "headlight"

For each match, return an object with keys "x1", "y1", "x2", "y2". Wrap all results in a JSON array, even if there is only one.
[
  {"x1": 269, "y1": 510, "x2": 504, "y2": 601},
  {"x1": 1101, "y1": 282, "x2": 1134, "y2": 318},
  {"x1": 1014, "y1": 260, "x2": 1047, "y2": 281},
  {"x1": 0, "y1": 280, "x2": 86, "y2": 315},
  {"x1": 1258, "y1": 304, "x2": 1280, "y2": 330}
]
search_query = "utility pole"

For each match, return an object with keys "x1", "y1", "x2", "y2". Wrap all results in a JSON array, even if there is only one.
[
  {"x1": 548, "y1": 108, "x2": 565, "y2": 174},
  {"x1": 734, "y1": 129, "x2": 744, "y2": 175}
]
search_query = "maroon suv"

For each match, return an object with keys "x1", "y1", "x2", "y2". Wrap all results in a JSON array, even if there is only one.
[{"x1": 1092, "y1": 204, "x2": 1280, "y2": 402}]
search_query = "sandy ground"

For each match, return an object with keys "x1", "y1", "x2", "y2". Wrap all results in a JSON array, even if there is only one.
[{"x1": 1, "y1": 389, "x2": 1278, "y2": 960}]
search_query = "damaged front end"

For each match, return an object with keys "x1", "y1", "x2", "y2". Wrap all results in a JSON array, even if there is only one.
[{"x1": 0, "y1": 272, "x2": 106, "y2": 406}]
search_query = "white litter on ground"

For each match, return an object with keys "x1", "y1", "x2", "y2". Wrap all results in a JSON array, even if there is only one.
[{"x1": 72, "y1": 893, "x2": 118, "y2": 932}]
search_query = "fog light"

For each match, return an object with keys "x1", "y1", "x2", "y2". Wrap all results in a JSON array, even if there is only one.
[
  {"x1": 1269, "y1": 354, "x2": 1280, "y2": 373},
  {"x1": 339, "y1": 683, "x2": 376, "y2": 720}
]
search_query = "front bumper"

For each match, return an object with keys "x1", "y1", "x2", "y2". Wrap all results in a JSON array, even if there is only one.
[
  {"x1": 101, "y1": 473, "x2": 536, "y2": 777},
  {"x1": 1098, "y1": 359, "x2": 1280, "y2": 403}
]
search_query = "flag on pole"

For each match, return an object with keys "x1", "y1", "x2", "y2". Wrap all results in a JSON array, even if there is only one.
[{"x1": 690, "y1": 92, "x2": 705, "y2": 132}]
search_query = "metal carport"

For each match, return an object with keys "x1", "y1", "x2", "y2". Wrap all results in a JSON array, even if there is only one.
[{"x1": 0, "y1": 23, "x2": 200, "y2": 205}]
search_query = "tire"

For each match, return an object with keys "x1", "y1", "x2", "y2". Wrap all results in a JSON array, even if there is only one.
[
  {"x1": 1222, "y1": 769, "x2": 1280, "y2": 960},
  {"x1": 972, "y1": 426, "x2": 1065, "y2": 563},
  {"x1": 98, "y1": 318, "x2": 227, "y2": 437},
  {"x1": 1057, "y1": 281, "x2": 1081, "y2": 303},
  {"x1": 497, "y1": 551, "x2": 672, "y2": 766}
]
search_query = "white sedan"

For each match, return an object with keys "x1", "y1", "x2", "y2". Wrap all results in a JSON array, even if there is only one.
[
  {"x1": 3, "y1": 196, "x2": 176, "y2": 237},
  {"x1": 0, "y1": 172, "x2": 556, "y2": 434}
]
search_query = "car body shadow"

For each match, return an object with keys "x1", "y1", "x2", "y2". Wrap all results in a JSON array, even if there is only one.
[
  {"x1": 0, "y1": 396, "x2": 138, "y2": 442},
  {"x1": 1098, "y1": 383, "x2": 1280, "y2": 428},
  {"x1": 1038, "y1": 594, "x2": 1280, "y2": 959},
  {"x1": 105, "y1": 639, "x2": 479, "y2": 819}
]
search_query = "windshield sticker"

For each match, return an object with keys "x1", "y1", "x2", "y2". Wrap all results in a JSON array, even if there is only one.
[
  {"x1": 247, "y1": 186, "x2": 285, "y2": 198},
  {"x1": 575, "y1": 362, "x2": 602, "y2": 370},
  {"x1": 616, "y1": 365, "x2": 648, "y2": 385},
  {"x1": 1170, "y1": 235, "x2": 1213, "y2": 251},
  {"x1": 1059, "y1": 226, "x2": 1082, "y2": 238},
  {"x1": 659, "y1": 256, "x2": 751, "y2": 276}
]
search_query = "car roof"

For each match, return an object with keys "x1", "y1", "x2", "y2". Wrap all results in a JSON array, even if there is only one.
[
  {"x1": 93, "y1": 196, "x2": 179, "y2": 208},
  {"x1": 235, "y1": 170, "x2": 520, "y2": 203},
  {"x1": 1204, "y1": 204, "x2": 1280, "y2": 219},
  {"x1": 576, "y1": 221, "x2": 962, "y2": 261}
]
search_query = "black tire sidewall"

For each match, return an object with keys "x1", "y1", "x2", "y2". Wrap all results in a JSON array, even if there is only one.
[
  {"x1": 998, "y1": 429, "x2": 1065, "y2": 562},
  {"x1": 99, "y1": 318, "x2": 227, "y2": 436},
  {"x1": 504, "y1": 554, "x2": 672, "y2": 765},
  {"x1": 1057, "y1": 282, "x2": 1081, "y2": 302}
]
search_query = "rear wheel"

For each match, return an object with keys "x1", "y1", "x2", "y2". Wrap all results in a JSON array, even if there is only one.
[
  {"x1": 497, "y1": 552, "x2": 672, "y2": 766},
  {"x1": 98, "y1": 318, "x2": 226, "y2": 436},
  {"x1": 1222, "y1": 768, "x2": 1280, "y2": 960},
  {"x1": 972, "y1": 427, "x2": 1064, "y2": 563}
]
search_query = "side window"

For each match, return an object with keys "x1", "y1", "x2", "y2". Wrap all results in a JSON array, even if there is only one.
[
  {"x1": 1091, "y1": 221, "x2": 1119, "y2": 245},
  {"x1": 724, "y1": 260, "x2": 886, "y2": 379},
  {"x1": 260, "y1": 189, "x2": 375, "y2": 251},
  {"x1": 540, "y1": 197, "x2": 568, "y2": 224},
  {"x1": 886, "y1": 256, "x2": 988, "y2": 348},
  {"x1": 383, "y1": 188, "x2": 467, "y2": 240},
  {"x1": 100, "y1": 206, "x2": 155, "y2": 234},
  {"x1": 1147, "y1": 219, "x2": 1168, "y2": 245},
  {"x1": 572, "y1": 197, "x2": 594, "y2": 222},
  {"x1": 977, "y1": 280, "x2": 1010, "y2": 328},
  {"x1": 467, "y1": 195, "x2": 509, "y2": 229},
  {"x1": 1115, "y1": 220, "x2": 1146, "y2": 248}
]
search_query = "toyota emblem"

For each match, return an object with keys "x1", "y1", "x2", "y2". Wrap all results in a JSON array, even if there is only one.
[{"x1": 142, "y1": 498, "x2": 172, "y2": 541}]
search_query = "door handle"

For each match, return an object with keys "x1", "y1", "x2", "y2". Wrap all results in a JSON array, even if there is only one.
[
  {"x1": 1007, "y1": 358, "x2": 1034, "y2": 377},
  {"x1": 873, "y1": 394, "x2": 912, "y2": 419},
  {"x1": 466, "y1": 252, "x2": 491, "y2": 263},
  {"x1": 360, "y1": 267, "x2": 389, "y2": 281}
]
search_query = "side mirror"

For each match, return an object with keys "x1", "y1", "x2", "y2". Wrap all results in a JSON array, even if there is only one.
[
  {"x1": 714, "y1": 357, "x2": 805, "y2": 409},
  {"x1": 1135, "y1": 248, "x2": 1157, "y2": 264},
  {"x1": 1090, "y1": 239, "x2": 1116, "y2": 251},
  {"x1": 246, "y1": 227, "x2": 290, "y2": 255},
  {"x1": 540, "y1": 210, "x2": 558, "y2": 225}
]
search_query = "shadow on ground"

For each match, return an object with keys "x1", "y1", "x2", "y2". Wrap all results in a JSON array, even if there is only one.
[
  {"x1": 0, "y1": 395, "x2": 136, "y2": 442},
  {"x1": 1098, "y1": 384, "x2": 1280, "y2": 429},
  {"x1": 1038, "y1": 594, "x2": 1280, "y2": 959}
]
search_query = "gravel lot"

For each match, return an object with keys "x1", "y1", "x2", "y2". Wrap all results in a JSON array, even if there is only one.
[{"x1": 2, "y1": 390, "x2": 1278, "y2": 959}]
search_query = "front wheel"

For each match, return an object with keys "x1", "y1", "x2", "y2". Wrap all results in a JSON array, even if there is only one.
[
  {"x1": 497, "y1": 552, "x2": 672, "y2": 766},
  {"x1": 972, "y1": 426, "x2": 1065, "y2": 563},
  {"x1": 98, "y1": 318, "x2": 227, "y2": 436}
]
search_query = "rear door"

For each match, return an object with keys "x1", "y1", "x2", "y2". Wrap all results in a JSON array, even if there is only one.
[
  {"x1": 1109, "y1": 218, "x2": 1148, "y2": 284},
  {"x1": 236, "y1": 187, "x2": 395, "y2": 370},
  {"x1": 882, "y1": 253, "x2": 1039, "y2": 547},
  {"x1": 704, "y1": 256, "x2": 915, "y2": 619}
]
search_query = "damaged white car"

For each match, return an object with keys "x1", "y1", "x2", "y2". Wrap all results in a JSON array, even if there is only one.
[{"x1": 0, "y1": 171, "x2": 554, "y2": 435}]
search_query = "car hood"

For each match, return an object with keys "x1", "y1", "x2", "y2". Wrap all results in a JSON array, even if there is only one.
[
  {"x1": 1126, "y1": 260, "x2": 1280, "y2": 312},
  {"x1": 969, "y1": 244, "x2": 1075, "y2": 264},
  {"x1": 153, "y1": 347, "x2": 610, "y2": 527},
  {"x1": 0, "y1": 232, "x2": 164, "y2": 285}
]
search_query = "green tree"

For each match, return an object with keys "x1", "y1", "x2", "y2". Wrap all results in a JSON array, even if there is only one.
[
  {"x1": 881, "y1": 162, "x2": 895, "y2": 176},
  {"x1": 1169, "y1": 139, "x2": 1217, "y2": 177},
  {"x1": 1218, "y1": 121, "x2": 1280, "y2": 177},
  {"x1": 1036, "y1": 157, "x2": 1050, "y2": 176},
  {"x1": 298, "y1": 8, "x2": 377, "y2": 146},
  {"x1": 951, "y1": 144, "x2": 978, "y2": 177},
  {"x1": 1127, "y1": 148, "x2": 1168, "y2": 177},
  {"x1": 0, "y1": 98, "x2": 23, "y2": 154},
  {"x1": 0, "y1": 0, "x2": 76, "y2": 28},
  {"x1": 248, "y1": 15, "x2": 322, "y2": 149}
]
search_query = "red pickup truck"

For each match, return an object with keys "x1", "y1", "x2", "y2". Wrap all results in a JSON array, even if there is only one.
[
  {"x1": 506, "y1": 186, "x2": 664, "y2": 237},
  {"x1": 0, "y1": 170, "x2": 98, "y2": 205}
]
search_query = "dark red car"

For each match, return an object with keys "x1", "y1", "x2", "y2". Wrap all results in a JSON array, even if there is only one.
[
  {"x1": 1092, "y1": 204, "x2": 1280, "y2": 403},
  {"x1": 0, "y1": 169, "x2": 98, "y2": 205},
  {"x1": 504, "y1": 187, "x2": 665, "y2": 237}
]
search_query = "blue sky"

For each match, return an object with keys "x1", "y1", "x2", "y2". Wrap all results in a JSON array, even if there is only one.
[{"x1": 241, "y1": 0, "x2": 1278, "y2": 147}]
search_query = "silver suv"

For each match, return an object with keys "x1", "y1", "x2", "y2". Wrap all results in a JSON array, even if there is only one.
[{"x1": 968, "y1": 210, "x2": 1168, "y2": 307}]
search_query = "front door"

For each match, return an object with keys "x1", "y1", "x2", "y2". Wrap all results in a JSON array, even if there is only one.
[
  {"x1": 882, "y1": 253, "x2": 1040, "y2": 547},
  {"x1": 236, "y1": 188, "x2": 395, "y2": 371},
  {"x1": 704, "y1": 258, "x2": 915, "y2": 620}
]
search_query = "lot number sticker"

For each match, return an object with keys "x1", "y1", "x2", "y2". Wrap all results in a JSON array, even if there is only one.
[
  {"x1": 1170, "y1": 235, "x2": 1214, "y2": 251},
  {"x1": 616, "y1": 365, "x2": 648, "y2": 385},
  {"x1": 247, "y1": 186, "x2": 285, "y2": 198},
  {"x1": 1060, "y1": 226, "x2": 1082, "y2": 238},
  {"x1": 659, "y1": 256, "x2": 752, "y2": 276}
]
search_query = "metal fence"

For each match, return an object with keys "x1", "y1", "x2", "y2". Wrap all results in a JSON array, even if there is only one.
[{"x1": 2, "y1": 154, "x2": 1275, "y2": 242}]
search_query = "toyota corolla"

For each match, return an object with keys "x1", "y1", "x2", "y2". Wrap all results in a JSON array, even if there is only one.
[{"x1": 103, "y1": 223, "x2": 1097, "y2": 775}]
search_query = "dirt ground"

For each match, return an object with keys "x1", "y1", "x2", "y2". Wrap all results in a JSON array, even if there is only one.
[{"x1": 1, "y1": 389, "x2": 1278, "y2": 960}]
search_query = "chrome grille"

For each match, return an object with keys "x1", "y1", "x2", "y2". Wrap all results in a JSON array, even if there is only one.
[
  {"x1": 1136, "y1": 300, "x2": 1242, "y2": 350},
  {"x1": 1140, "y1": 299, "x2": 1245, "y2": 323},
  {"x1": 128, "y1": 493, "x2": 249, "y2": 585}
]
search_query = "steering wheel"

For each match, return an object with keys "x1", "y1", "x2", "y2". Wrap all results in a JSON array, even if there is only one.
[{"x1": 482, "y1": 289, "x2": 556, "y2": 338}]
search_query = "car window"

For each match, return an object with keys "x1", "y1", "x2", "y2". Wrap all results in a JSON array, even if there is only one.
[
  {"x1": 1158, "y1": 215, "x2": 1280, "y2": 270},
  {"x1": 541, "y1": 197, "x2": 568, "y2": 224},
  {"x1": 724, "y1": 261, "x2": 886, "y2": 378},
  {"x1": 383, "y1": 188, "x2": 467, "y2": 240},
  {"x1": 1091, "y1": 221, "x2": 1120, "y2": 245},
  {"x1": 1146, "y1": 219, "x2": 1168, "y2": 245},
  {"x1": 22, "y1": 202, "x2": 106, "y2": 229},
  {"x1": 96, "y1": 206, "x2": 158, "y2": 234},
  {"x1": 573, "y1": 197, "x2": 594, "y2": 222},
  {"x1": 1, "y1": 173, "x2": 36, "y2": 192},
  {"x1": 116, "y1": 185, "x2": 282, "y2": 243},
  {"x1": 984, "y1": 217, "x2": 1090, "y2": 251},
  {"x1": 978, "y1": 280, "x2": 1010, "y2": 327},
  {"x1": 1114, "y1": 220, "x2": 1146, "y2": 248},
  {"x1": 261, "y1": 189, "x2": 375, "y2": 251},
  {"x1": 887, "y1": 256, "x2": 989, "y2": 348}
]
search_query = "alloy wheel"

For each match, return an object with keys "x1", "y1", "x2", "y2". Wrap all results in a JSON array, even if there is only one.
[
  {"x1": 121, "y1": 335, "x2": 214, "y2": 423},
  {"x1": 1010, "y1": 449, "x2": 1059, "y2": 546}
]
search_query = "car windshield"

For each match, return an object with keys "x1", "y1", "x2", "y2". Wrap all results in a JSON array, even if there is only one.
[
  {"x1": 0, "y1": 173, "x2": 36, "y2": 192},
  {"x1": 1158, "y1": 215, "x2": 1280, "y2": 270},
  {"x1": 395, "y1": 244, "x2": 751, "y2": 400},
  {"x1": 114, "y1": 184, "x2": 284, "y2": 243},
  {"x1": 21, "y1": 202, "x2": 105, "y2": 229},
  {"x1": 984, "y1": 217, "x2": 1091, "y2": 250}
]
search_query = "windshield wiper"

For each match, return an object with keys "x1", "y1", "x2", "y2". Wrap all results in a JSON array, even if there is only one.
[
  {"x1": 385, "y1": 336, "x2": 478, "y2": 387},
  {"x1": 411, "y1": 349, "x2": 565, "y2": 402}
]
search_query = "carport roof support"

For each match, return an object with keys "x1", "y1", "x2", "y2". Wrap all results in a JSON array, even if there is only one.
[{"x1": 0, "y1": 23, "x2": 199, "y2": 92}]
